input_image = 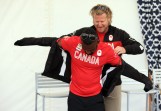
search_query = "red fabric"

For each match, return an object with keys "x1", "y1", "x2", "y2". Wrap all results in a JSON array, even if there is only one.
[
  {"x1": 61, "y1": 36, "x2": 121, "y2": 97},
  {"x1": 107, "y1": 41, "x2": 122, "y2": 49},
  {"x1": 97, "y1": 31, "x2": 105, "y2": 42},
  {"x1": 97, "y1": 31, "x2": 123, "y2": 49}
]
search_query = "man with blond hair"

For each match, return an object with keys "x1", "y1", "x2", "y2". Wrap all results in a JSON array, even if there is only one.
[{"x1": 62, "y1": 4, "x2": 152, "y2": 111}]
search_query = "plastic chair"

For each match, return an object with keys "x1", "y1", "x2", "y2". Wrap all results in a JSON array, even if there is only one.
[
  {"x1": 122, "y1": 88, "x2": 158, "y2": 111},
  {"x1": 121, "y1": 69, "x2": 160, "y2": 111},
  {"x1": 35, "y1": 73, "x2": 69, "y2": 111}
]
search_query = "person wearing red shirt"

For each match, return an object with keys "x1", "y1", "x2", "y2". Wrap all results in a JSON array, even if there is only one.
[
  {"x1": 60, "y1": 4, "x2": 152, "y2": 111},
  {"x1": 57, "y1": 27, "x2": 122, "y2": 111}
]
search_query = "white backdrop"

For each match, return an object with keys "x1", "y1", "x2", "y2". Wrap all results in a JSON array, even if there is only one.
[{"x1": 0, "y1": 0, "x2": 148, "y2": 111}]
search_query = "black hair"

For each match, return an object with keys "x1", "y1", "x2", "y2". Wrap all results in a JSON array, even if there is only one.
[{"x1": 80, "y1": 27, "x2": 98, "y2": 45}]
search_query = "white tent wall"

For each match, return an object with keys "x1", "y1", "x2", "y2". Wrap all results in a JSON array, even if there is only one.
[
  {"x1": 0, "y1": 0, "x2": 148, "y2": 111},
  {"x1": 0, "y1": 0, "x2": 51, "y2": 111}
]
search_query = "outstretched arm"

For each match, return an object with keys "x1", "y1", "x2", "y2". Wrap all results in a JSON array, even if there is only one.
[
  {"x1": 14, "y1": 27, "x2": 90, "y2": 47},
  {"x1": 14, "y1": 37, "x2": 58, "y2": 47},
  {"x1": 122, "y1": 61, "x2": 152, "y2": 92}
]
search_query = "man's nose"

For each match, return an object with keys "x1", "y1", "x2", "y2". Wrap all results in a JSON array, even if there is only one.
[{"x1": 97, "y1": 22, "x2": 102, "y2": 26}]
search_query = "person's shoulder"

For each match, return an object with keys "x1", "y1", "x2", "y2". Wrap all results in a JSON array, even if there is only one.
[
  {"x1": 110, "y1": 25, "x2": 126, "y2": 32},
  {"x1": 61, "y1": 36, "x2": 80, "y2": 43},
  {"x1": 60, "y1": 36, "x2": 81, "y2": 48},
  {"x1": 109, "y1": 25, "x2": 128, "y2": 35},
  {"x1": 68, "y1": 36, "x2": 81, "y2": 42},
  {"x1": 71, "y1": 35, "x2": 80, "y2": 39}
]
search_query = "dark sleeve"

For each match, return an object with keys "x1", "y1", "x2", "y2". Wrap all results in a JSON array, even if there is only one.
[
  {"x1": 14, "y1": 37, "x2": 58, "y2": 47},
  {"x1": 122, "y1": 61, "x2": 148, "y2": 83},
  {"x1": 102, "y1": 61, "x2": 153, "y2": 96},
  {"x1": 121, "y1": 31, "x2": 144, "y2": 54},
  {"x1": 122, "y1": 61, "x2": 152, "y2": 92}
]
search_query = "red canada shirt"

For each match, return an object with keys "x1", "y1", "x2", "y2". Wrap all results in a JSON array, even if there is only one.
[{"x1": 61, "y1": 36, "x2": 121, "y2": 97}]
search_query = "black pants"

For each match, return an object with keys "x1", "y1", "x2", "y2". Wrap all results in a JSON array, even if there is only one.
[{"x1": 68, "y1": 92, "x2": 105, "y2": 111}]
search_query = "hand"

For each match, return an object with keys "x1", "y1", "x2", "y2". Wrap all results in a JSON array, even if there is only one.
[
  {"x1": 14, "y1": 39, "x2": 24, "y2": 46},
  {"x1": 114, "y1": 46, "x2": 126, "y2": 55},
  {"x1": 144, "y1": 80, "x2": 153, "y2": 92}
]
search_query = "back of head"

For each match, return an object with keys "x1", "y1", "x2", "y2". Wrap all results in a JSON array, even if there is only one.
[
  {"x1": 90, "y1": 4, "x2": 112, "y2": 20},
  {"x1": 80, "y1": 27, "x2": 98, "y2": 45}
]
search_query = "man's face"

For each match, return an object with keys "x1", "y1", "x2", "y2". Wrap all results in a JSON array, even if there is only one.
[
  {"x1": 93, "y1": 13, "x2": 110, "y2": 33},
  {"x1": 82, "y1": 40, "x2": 98, "y2": 55}
]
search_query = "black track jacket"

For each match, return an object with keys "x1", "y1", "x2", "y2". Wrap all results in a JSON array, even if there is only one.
[{"x1": 14, "y1": 25, "x2": 152, "y2": 96}]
